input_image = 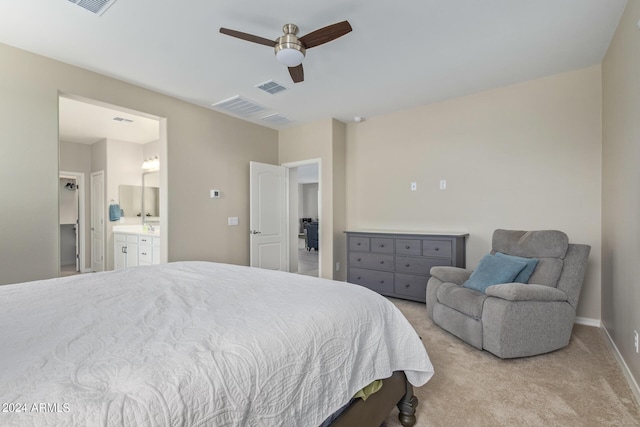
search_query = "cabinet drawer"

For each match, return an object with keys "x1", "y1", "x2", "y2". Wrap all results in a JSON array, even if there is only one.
[
  {"x1": 394, "y1": 273, "x2": 428, "y2": 301},
  {"x1": 395, "y1": 256, "x2": 451, "y2": 275},
  {"x1": 396, "y1": 239, "x2": 422, "y2": 256},
  {"x1": 349, "y1": 236, "x2": 370, "y2": 252},
  {"x1": 349, "y1": 268, "x2": 394, "y2": 293},
  {"x1": 349, "y1": 252, "x2": 394, "y2": 271},
  {"x1": 370, "y1": 238, "x2": 394, "y2": 253},
  {"x1": 423, "y1": 239, "x2": 452, "y2": 258},
  {"x1": 138, "y1": 247, "x2": 153, "y2": 265},
  {"x1": 138, "y1": 235, "x2": 153, "y2": 245}
]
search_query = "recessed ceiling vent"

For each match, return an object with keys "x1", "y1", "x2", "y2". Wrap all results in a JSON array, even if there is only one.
[
  {"x1": 67, "y1": 0, "x2": 118, "y2": 16},
  {"x1": 212, "y1": 96, "x2": 267, "y2": 118},
  {"x1": 260, "y1": 113, "x2": 294, "y2": 126},
  {"x1": 255, "y1": 80, "x2": 287, "y2": 95},
  {"x1": 113, "y1": 117, "x2": 133, "y2": 123}
]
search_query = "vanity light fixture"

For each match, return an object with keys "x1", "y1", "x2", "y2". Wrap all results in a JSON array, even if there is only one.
[{"x1": 142, "y1": 156, "x2": 160, "y2": 171}]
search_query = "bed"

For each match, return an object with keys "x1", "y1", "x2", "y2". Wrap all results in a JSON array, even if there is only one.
[{"x1": 0, "y1": 261, "x2": 433, "y2": 426}]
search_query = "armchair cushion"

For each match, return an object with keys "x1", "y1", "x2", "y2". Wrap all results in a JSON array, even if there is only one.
[
  {"x1": 494, "y1": 252, "x2": 539, "y2": 283},
  {"x1": 463, "y1": 254, "x2": 527, "y2": 293},
  {"x1": 485, "y1": 283, "x2": 568, "y2": 302},
  {"x1": 436, "y1": 282, "x2": 487, "y2": 320}
]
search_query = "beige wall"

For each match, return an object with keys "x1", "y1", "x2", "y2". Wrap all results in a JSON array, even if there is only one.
[
  {"x1": 0, "y1": 42, "x2": 278, "y2": 284},
  {"x1": 345, "y1": 66, "x2": 603, "y2": 320},
  {"x1": 602, "y1": 0, "x2": 640, "y2": 389}
]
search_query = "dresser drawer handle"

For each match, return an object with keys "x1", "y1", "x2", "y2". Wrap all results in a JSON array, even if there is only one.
[
  {"x1": 357, "y1": 242, "x2": 361, "y2": 246},
  {"x1": 380, "y1": 261, "x2": 385, "y2": 264},
  {"x1": 357, "y1": 276, "x2": 361, "y2": 280},
  {"x1": 434, "y1": 247, "x2": 439, "y2": 251},
  {"x1": 380, "y1": 280, "x2": 385, "y2": 284},
  {"x1": 380, "y1": 244, "x2": 385, "y2": 247},
  {"x1": 357, "y1": 258, "x2": 362, "y2": 262},
  {"x1": 405, "y1": 284, "x2": 410, "y2": 288},
  {"x1": 405, "y1": 264, "x2": 410, "y2": 267}
]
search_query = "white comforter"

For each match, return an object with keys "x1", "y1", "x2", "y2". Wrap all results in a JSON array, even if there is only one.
[{"x1": 0, "y1": 261, "x2": 433, "y2": 426}]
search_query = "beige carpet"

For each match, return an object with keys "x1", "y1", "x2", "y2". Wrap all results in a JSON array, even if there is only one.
[{"x1": 385, "y1": 298, "x2": 640, "y2": 427}]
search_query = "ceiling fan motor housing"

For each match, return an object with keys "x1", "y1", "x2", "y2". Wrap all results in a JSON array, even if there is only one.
[{"x1": 275, "y1": 24, "x2": 306, "y2": 67}]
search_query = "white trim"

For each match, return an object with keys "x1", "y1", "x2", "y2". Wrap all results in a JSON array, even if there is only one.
[
  {"x1": 59, "y1": 171, "x2": 87, "y2": 273},
  {"x1": 282, "y1": 158, "x2": 322, "y2": 278},
  {"x1": 601, "y1": 325, "x2": 640, "y2": 406},
  {"x1": 574, "y1": 316, "x2": 601, "y2": 327}
]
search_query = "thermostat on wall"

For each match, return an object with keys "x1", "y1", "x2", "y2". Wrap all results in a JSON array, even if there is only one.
[{"x1": 210, "y1": 189, "x2": 221, "y2": 198}]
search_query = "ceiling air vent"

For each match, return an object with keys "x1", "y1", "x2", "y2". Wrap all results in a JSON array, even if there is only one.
[
  {"x1": 260, "y1": 113, "x2": 294, "y2": 126},
  {"x1": 255, "y1": 80, "x2": 287, "y2": 95},
  {"x1": 113, "y1": 117, "x2": 133, "y2": 123},
  {"x1": 68, "y1": 0, "x2": 118, "y2": 16},
  {"x1": 212, "y1": 96, "x2": 267, "y2": 118}
]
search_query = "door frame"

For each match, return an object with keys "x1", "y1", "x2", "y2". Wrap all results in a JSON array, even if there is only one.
[
  {"x1": 60, "y1": 171, "x2": 87, "y2": 273},
  {"x1": 282, "y1": 158, "x2": 321, "y2": 277}
]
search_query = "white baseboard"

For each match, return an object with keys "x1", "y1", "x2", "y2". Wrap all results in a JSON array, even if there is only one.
[
  {"x1": 601, "y1": 325, "x2": 640, "y2": 406},
  {"x1": 574, "y1": 316, "x2": 601, "y2": 327}
]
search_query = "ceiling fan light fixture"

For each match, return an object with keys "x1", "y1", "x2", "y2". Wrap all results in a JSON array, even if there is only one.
[{"x1": 275, "y1": 47, "x2": 305, "y2": 67}]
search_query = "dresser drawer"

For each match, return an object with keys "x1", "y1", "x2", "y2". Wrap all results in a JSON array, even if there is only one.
[
  {"x1": 349, "y1": 268, "x2": 394, "y2": 293},
  {"x1": 349, "y1": 236, "x2": 370, "y2": 252},
  {"x1": 138, "y1": 247, "x2": 153, "y2": 265},
  {"x1": 349, "y1": 252, "x2": 394, "y2": 271},
  {"x1": 396, "y1": 239, "x2": 422, "y2": 256},
  {"x1": 423, "y1": 239, "x2": 452, "y2": 258},
  {"x1": 370, "y1": 237, "x2": 394, "y2": 253},
  {"x1": 395, "y1": 256, "x2": 451, "y2": 275},
  {"x1": 394, "y1": 273, "x2": 428, "y2": 301}
]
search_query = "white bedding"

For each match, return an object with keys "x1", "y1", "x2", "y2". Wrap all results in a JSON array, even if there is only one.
[{"x1": 0, "y1": 261, "x2": 433, "y2": 426}]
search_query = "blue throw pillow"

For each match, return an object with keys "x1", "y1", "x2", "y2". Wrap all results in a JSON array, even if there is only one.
[
  {"x1": 494, "y1": 252, "x2": 539, "y2": 283},
  {"x1": 463, "y1": 254, "x2": 527, "y2": 293}
]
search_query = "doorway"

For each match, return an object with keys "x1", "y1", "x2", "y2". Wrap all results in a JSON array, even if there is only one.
[
  {"x1": 284, "y1": 159, "x2": 320, "y2": 278},
  {"x1": 59, "y1": 172, "x2": 85, "y2": 276}
]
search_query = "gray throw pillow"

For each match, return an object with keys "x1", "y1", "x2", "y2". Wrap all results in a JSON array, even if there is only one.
[{"x1": 494, "y1": 252, "x2": 539, "y2": 283}]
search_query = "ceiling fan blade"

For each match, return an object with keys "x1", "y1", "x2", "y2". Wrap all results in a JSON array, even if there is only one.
[
  {"x1": 288, "y1": 65, "x2": 304, "y2": 83},
  {"x1": 299, "y1": 20, "x2": 352, "y2": 49},
  {"x1": 219, "y1": 28, "x2": 275, "y2": 47}
]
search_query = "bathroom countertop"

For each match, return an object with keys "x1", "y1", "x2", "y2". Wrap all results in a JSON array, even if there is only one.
[{"x1": 113, "y1": 225, "x2": 160, "y2": 236}]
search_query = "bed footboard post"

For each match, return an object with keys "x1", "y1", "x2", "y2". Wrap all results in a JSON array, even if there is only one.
[{"x1": 397, "y1": 378, "x2": 418, "y2": 427}]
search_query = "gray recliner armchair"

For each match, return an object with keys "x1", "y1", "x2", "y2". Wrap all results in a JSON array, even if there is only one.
[{"x1": 426, "y1": 229, "x2": 590, "y2": 358}]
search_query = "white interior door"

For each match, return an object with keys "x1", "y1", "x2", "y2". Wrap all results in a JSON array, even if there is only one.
[
  {"x1": 91, "y1": 171, "x2": 105, "y2": 272},
  {"x1": 250, "y1": 161, "x2": 287, "y2": 270}
]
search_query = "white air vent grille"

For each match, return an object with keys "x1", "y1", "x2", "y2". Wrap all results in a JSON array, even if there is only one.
[
  {"x1": 255, "y1": 80, "x2": 287, "y2": 95},
  {"x1": 113, "y1": 117, "x2": 133, "y2": 123},
  {"x1": 68, "y1": 0, "x2": 118, "y2": 15},
  {"x1": 212, "y1": 96, "x2": 267, "y2": 118},
  {"x1": 260, "y1": 113, "x2": 294, "y2": 126}
]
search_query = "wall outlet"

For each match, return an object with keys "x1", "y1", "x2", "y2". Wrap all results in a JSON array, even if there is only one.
[
  {"x1": 635, "y1": 330, "x2": 639, "y2": 353},
  {"x1": 410, "y1": 182, "x2": 417, "y2": 191},
  {"x1": 439, "y1": 179, "x2": 447, "y2": 190}
]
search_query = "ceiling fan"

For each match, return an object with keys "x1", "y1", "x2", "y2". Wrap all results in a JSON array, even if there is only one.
[{"x1": 219, "y1": 20, "x2": 352, "y2": 84}]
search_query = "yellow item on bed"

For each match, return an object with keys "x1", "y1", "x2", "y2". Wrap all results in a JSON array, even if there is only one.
[{"x1": 353, "y1": 379, "x2": 383, "y2": 401}]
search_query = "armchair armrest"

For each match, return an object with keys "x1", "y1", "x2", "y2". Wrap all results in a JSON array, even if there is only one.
[
  {"x1": 485, "y1": 283, "x2": 568, "y2": 302},
  {"x1": 429, "y1": 267, "x2": 473, "y2": 286}
]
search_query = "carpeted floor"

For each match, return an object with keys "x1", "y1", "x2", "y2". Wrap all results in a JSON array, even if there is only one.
[{"x1": 385, "y1": 298, "x2": 640, "y2": 427}]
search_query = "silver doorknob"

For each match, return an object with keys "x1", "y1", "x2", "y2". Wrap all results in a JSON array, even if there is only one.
[{"x1": 250, "y1": 230, "x2": 262, "y2": 235}]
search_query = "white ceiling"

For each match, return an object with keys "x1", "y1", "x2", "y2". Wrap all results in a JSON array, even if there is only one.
[
  {"x1": 59, "y1": 97, "x2": 159, "y2": 144},
  {"x1": 0, "y1": 1, "x2": 627, "y2": 131}
]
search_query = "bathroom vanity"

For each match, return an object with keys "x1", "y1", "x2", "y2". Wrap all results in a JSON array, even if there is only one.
[{"x1": 113, "y1": 225, "x2": 160, "y2": 270}]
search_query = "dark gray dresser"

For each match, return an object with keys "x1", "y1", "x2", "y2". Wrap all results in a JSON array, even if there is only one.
[{"x1": 345, "y1": 231, "x2": 468, "y2": 303}]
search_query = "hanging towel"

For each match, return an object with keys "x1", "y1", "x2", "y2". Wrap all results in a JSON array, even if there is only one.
[{"x1": 109, "y1": 203, "x2": 121, "y2": 221}]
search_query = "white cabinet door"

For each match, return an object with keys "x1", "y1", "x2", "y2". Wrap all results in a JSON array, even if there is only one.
[
  {"x1": 114, "y1": 233, "x2": 127, "y2": 270},
  {"x1": 126, "y1": 235, "x2": 139, "y2": 267}
]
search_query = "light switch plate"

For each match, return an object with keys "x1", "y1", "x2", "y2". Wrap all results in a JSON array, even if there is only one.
[{"x1": 228, "y1": 216, "x2": 239, "y2": 226}]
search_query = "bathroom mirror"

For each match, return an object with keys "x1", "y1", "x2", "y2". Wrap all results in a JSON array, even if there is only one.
[
  {"x1": 141, "y1": 171, "x2": 160, "y2": 222},
  {"x1": 118, "y1": 181, "x2": 159, "y2": 219}
]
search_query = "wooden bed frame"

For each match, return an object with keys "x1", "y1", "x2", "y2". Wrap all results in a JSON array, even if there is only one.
[{"x1": 330, "y1": 371, "x2": 418, "y2": 427}]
